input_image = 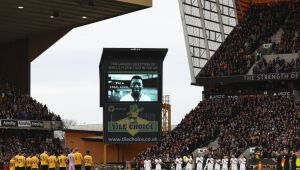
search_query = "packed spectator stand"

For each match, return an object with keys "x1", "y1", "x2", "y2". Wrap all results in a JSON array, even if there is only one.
[
  {"x1": 136, "y1": 93, "x2": 300, "y2": 169},
  {"x1": 0, "y1": 78, "x2": 63, "y2": 168},
  {"x1": 0, "y1": 78, "x2": 61, "y2": 121},
  {"x1": 272, "y1": 4, "x2": 300, "y2": 54},
  {"x1": 253, "y1": 57, "x2": 300, "y2": 74},
  {"x1": 0, "y1": 130, "x2": 62, "y2": 166},
  {"x1": 151, "y1": 3, "x2": 300, "y2": 167},
  {"x1": 198, "y1": 1, "x2": 300, "y2": 78}
]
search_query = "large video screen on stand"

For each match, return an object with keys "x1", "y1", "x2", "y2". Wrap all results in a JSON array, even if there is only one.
[{"x1": 100, "y1": 48, "x2": 167, "y2": 144}]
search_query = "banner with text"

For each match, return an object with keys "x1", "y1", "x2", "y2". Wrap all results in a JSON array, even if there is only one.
[
  {"x1": 104, "y1": 103, "x2": 161, "y2": 144},
  {"x1": 196, "y1": 72, "x2": 300, "y2": 85},
  {"x1": 0, "y1": 120, "x2": 44, "y2": 128}
]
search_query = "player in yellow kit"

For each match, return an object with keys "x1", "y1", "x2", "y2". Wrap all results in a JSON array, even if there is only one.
[
  {"x1": 31, "y1": 153, "x2": 39, "y2": 170},
  {"x1": 48, "y1": 153, "x2": 57, "y2": 170},
  {"x1": 14, "y1": 153, "x2": 20, "y2": 170},
  {"x1": 40, "y1": 150, "x2": 49, "y2": 170},
  {"x1": 10, "y1": 157, "x2": 16, "y2": 170},
  {"x1": 25, "y1": 154, "x2": 32, "y2": 170},
  {"x1": 18, "y1": 153, "x2": 26, "y2": 170},
  {"x1": 58, "y1": 151, "x2": 68, "y2": 170},
  {"x1": 84, "y1": 151, "x2": 93, "y2": 170},
  {"x1": 74, "y1": 148, "x2": 83, "y2": 170}
]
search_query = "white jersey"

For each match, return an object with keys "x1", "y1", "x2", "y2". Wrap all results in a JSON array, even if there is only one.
[
  {"x1": 196, "y1": 157, "x2": 204, "y2": 170},
  {"x1": 215, "y1": 159, "x2": 221, "y2": 170},
  {"x1": 238, "y1": 158, "x2": 246, "y2": 170},
  {"x1": 68, "y1": 153, "x2": 75, "y2": 165},
  {"x1": 175, "y1": 158, "x2": 182, "y2": 170},
  {"x1": 144, "y1": 159, "x2": 151, "y2": 170},
  {"x1": 230, "y1": 158, "x2": 238, "y2": 170},
  {"x1": 68, "y1": 153, "x2": 75, "y2": 170},
  {"x1": 186, "y1": 157, "x2": 193, "y2": 170},
  {"x1": 120, "y1": 93, "x2": 151, "y2": 101},
  {"x1": 155, "y1": 158, "x2": 162, "y2": 170},
  {"x1": 221, "y1": 158, "x2": 228, "y2": 170},
  {"x1": 205, "y1": 158, "x2": 214, "y2": 170}
]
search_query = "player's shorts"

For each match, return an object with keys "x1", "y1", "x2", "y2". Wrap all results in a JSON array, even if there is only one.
[
  {"x1": 40, "y1": 165, "x2": 48, "y2": 170},
  {"x1": 75, "y1": 165, "x2": 81, "y2": 170},
  {"x1": 85, "y1": 166, "x2": 91, "y2": 170}
]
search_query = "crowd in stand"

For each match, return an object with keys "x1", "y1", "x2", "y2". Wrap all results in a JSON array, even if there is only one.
[
  {"x1": 272, "y1": 4, "x2": 300, "y2": 54},
  {"x1": 0, "y1": 79, "x2": 61, "y2": 121},
  {"x1": 0, "y1": 79, "x2": 62, "y2": 167},
  {"x1": 217, "y1": 95, "x2": 299, "y2": 157},
  {"x1": 253, "y1": 57, "x2": 300, "y2": 74},
  {"x1": 136, "y1": 93, "x2": 300, "y2": 168},
  {"x1": 137, "y1": 96, "x2": 238, "y2": 162},
  {"x1": 199, "y1": 3, "x2": 289, "y2": 77},
  {"x1": 0, "y1": 129, "x2": 62, "y2": 165}
]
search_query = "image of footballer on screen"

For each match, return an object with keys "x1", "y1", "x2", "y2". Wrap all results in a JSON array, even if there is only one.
[{"x1": 108, "y1": 74, "x2": 158, "y2": 102}]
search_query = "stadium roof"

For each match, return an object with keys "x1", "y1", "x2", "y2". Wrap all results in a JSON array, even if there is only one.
[
  {"x1": 67, "y1": 124, "x2": 103, "y2": 132},
  {"x1": 0, "y1": 0, "x2": 152, "y2": 61},
  {"x1": 179, "y1": 0, "x2": 238, "y2": 83},
  {"x1": 178, "y1": 0, "x2": 287, "y2": 83}
]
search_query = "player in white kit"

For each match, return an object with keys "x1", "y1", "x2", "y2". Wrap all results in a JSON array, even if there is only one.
[
  {"x1": 144, "y1": 157, "x2": 151, "y2": 170},
  {"x1": 68, "y1": 150, "x2": 75, "y2": 170},
  {"x1": 205, "y1": 155, "x2": 214, "y2": 170},
  {"x1": 175, "y1": 156, "x2": 182, "y2": 170},
  {"x1": 221, "y1": 156, "x2": 228, "y2": 170},
  {"x1": 155, "y1": 157, "x2": 162, "y2": 170},
  {"x1": 215, "y1": 158, "x2": 221, "y2": 170},
  {"x1": 230, "y1": 155, "x2": 238, "y2": 170},
  {"x1": 185, "y1": 155, "x2": 193, "y2": 170},
  {"x1": 238, "y1": 155, "x2": 246, "y2": 170},
  {"x1": 196, "y1": 155, "x2": 204, "y2": 170}
]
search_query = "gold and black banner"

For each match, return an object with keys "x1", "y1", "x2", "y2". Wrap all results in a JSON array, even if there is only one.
[{"x1": 103, "y1": 103, "x2": 161, "y2": 143}]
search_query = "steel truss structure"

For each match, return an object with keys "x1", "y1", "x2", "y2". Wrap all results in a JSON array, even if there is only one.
[{"x1": 179, "y1": 0, "x2": 237, "y2": 83}]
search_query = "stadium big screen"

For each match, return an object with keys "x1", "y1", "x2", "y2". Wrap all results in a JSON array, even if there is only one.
[{"x1": 100, "y1": 48, "x2": 167, "y2": 143}]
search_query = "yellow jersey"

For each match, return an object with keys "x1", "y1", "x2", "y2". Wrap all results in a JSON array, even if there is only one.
[
  {"x1": 25, "y1": 157, "x2": 32, "y2": 167},
  {"x1": 74, "y1": 152, "x2": 83, "y2": 165},
  {"x1": 40, "y1": 152, "x2": 49, "y2": 165},
  {"x1": 10, "y1": 159, "x2": 16, "y2": 170},
  {"x1": 48, "y1": 155, "x2": 57, "y2": 169},
  {"x1": 84, "y1": 155, "x2": 92, "y2": 167},
  {"x1": 14, "y1": 155, "x2": 19, "y2": 168},
  {"x1": 31, "y1": 156, "x2": 39, "y2": 169},
  {"x1": 58, "y1": 155, "x2": 68, "y2": 168},
  {"x1": 18, "y1": 155, "x2": 26, "y2": 167},
  {"x1": 296, "y1": 157, "x2": 300, "y2": 167}
]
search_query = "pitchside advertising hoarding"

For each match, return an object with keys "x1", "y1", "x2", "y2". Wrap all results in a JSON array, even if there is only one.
[
  {"x1": 0, "y1": 120, "x2": 44, "y2": 128},
  {"x1": 100, "y1": 48, "x2": 167, "y2": 144},
  {"x1": 196, "y1": 72, "x2": 300, "y2": 85}
]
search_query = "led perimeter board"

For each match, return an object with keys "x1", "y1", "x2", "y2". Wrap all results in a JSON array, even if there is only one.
[{"x1": 100, "y1": 48, "x2": 167, "y2": 144}]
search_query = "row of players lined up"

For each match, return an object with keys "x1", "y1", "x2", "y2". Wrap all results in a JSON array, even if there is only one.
[
  {"x1": 142, "y1": 154, "x2": 246, "y2": 170},
  {"x1": 9, "y1": 148, "x2": 93, "y2": 170}
]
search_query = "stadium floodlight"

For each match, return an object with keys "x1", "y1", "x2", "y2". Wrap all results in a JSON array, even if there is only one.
[{"x1": 50, "y1": 11, "x2": 60, "y2": 19}]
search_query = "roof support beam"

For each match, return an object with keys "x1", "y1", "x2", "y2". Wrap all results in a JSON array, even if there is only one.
[
  {"x1": 197, "y1": 0, "x2": 211, "y2": 60},
  {"x1": 215, "y1": 0, "x2": 226, "y2": 42}
]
